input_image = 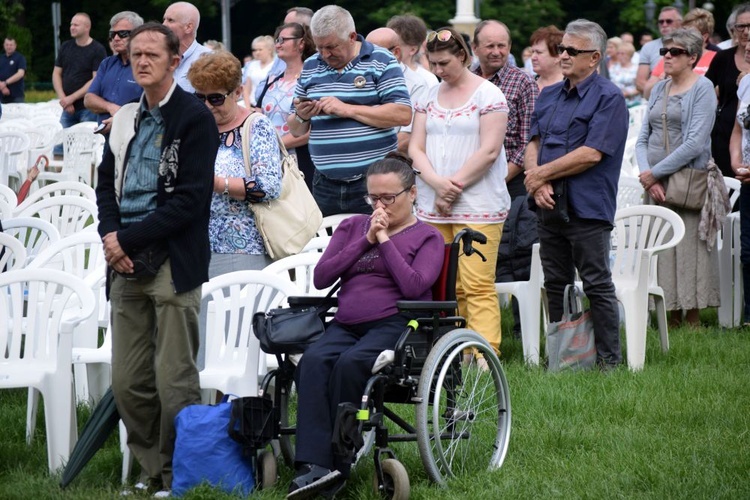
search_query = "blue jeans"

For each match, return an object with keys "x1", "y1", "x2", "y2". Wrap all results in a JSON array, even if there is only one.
[
  {"x1": 54, "y1": 107, "x2": 97, "y2": 155},
  {"x1": 312, "y1": 170, "x2": 370, "y2": 217},
  {"x1": 538, "y1": 215, "x2": 622, "y2": 366}
]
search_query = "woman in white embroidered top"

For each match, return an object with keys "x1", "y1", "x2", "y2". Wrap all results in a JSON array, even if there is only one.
[{"x1": 409, "y1": 26, "x2": 510, "y2": 365}]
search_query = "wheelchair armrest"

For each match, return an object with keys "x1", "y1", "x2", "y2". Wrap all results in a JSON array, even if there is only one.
[
  {"x1": 287, "y1": 295, "x2": 339, "y2": 307},
  {"x1": 396, "y1": 300, "x2": 457, "y2": 313}
]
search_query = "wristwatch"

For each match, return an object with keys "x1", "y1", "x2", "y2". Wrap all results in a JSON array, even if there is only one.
[
  {"x1": 294, "y1": 113, "x2": 309, "y2": 124},
  {"x1": 223, "y1": 176, "x2": 230, "y2": 196}
]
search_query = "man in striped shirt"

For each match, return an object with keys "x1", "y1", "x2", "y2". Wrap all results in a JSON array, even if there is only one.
[{"x1": 288, "y1": 5, "x2": 412, "y2": 216}]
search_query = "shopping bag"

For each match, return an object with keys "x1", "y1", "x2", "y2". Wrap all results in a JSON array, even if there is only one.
[
  {"x1": 546, "y1": 285, "x2": 596, "y2": 372},
  {"x1": 172, "y1": 395, "x2": 254, "y2": 496}
]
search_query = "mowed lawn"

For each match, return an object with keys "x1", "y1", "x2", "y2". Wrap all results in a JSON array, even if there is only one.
[{"x1": 1, "y1": 311, "x2": 748, "y2": 499}]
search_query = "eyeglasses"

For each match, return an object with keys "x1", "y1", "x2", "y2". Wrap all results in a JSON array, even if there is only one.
[
  {"x1": 659, "y1": 47, "x2": 690, "y2": 57},
  {"x1": 108, "y1": 30, "x2": 131, "y2": 41},
  {"x1": 275, "y1": 36, "x2": 300, "y2": 45},
  {"x1": 364, "y1": 187, "x2": 411, "y2": 206},
  {"x1": 735, "y1": 23, "x2": 750, "y2": 32},
  {"x1": 427, "y1": 30, "x2": 455, "y2": 43},
  {"x1": 556, "y1": 45, "x2": 597, "y2": 57},
  {"x1": 194, "y1": 91, "x2": 232, "y2": 106},
  {"x1": 658, "y1": 19, "x2": 675, "y2": 25}
]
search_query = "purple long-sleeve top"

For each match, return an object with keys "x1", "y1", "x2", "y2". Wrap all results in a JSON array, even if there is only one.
[{"x1": 314, "y1": 215, "x2": 445, "y2": 325}]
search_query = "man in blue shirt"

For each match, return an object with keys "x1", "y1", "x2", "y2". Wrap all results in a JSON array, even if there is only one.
[
  {"x1": 162, "y1": 1, "x2": 211, "y2": 93},
  {"x1": 84, "y1": 11, "x2": 144, "y2": 133},
  {"x1": 287, "y1": 5, "x2": 412, "y2": 216},
  {"x1": 524, "y1": 19, "x2": 629, "y2": 369},
  {"x1": 0, "y1": 37, "x2": 26, "y2": 103}
]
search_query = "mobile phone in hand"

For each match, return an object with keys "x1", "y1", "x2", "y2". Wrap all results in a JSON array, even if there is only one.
[{"x1": 94, "y1": 123, "x2": 107, "y2": 134}]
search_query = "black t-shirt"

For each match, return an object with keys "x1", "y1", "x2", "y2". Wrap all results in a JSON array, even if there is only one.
[
  {"x1": 55, "y1": 39, "x2": 107, "y2": 111},
  {"x1": 705, "y1": 46, "x2": 739, "y2": 177}
]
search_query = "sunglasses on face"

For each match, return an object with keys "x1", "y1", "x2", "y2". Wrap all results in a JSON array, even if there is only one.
[
  {"x1": 427, "y1": 30, "x2": 456, "y2": 43},
  {"x1": 363, "y1": 187, "x2": 411, "y2": 206},
  {"x1": 556, "y1": 45, "x2": 597, "y2": 57},
  {"x1": 658, "y1": 19, "x2": 675, "y2": 25},
  {"x1": 194, "y1": 91, "x2": 232, "y2": 106},
  {"x1": 108, "y1": 30, "x2": 131, "y2": 41},
  {"x1": 659, "y1": 47, "x2": 690, "y2": 57}
]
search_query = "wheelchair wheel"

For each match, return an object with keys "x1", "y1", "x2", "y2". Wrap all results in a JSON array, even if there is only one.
[
  {"x1": 415, "y1": 328, "x2": 511, "y2": 485},
  {"x1": 372, "y1": 458, "x2": 410, "y2": 500},
  {"x1": 257, "y1": 449, "x2": 277, "y2": 489}
]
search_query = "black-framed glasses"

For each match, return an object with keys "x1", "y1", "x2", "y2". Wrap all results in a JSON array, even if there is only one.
[
  {"x1": 657, "y1": 18, "x2": 675, "y2": 25},
  {"x1": 194, "y1": 91, "x2": 232, "y2": 106},
  {"x1": 427, "y1": 30, "x2": 455, "y2": 43},
  {"x1": 364, "y1": 187, "x2": 411, "y2": 206},
  {"x1": 556, "y1": 45, "x2": 597, "y2": 57},
  {"x1": 108, "y1": 30, "x2": 131, "y2": 41},
  {"x1": 735, "y1": 23, "x2": 750, "y2": 32},
  {"x1": 275, "y1": 36, "x2": 301, "y2": 45},
  {"x1": 659, "y1": 47, "x2": 690, "y2": 57}
]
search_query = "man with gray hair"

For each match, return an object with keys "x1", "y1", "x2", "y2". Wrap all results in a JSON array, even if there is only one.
[
  {"x1": 287, "y1": 5, "x2": 412, "y2": 216},
  {"x1": 163, "y1": 1, "x2": 210, "y2": 92},
  {"x1": 636, "y1": 6, "x2": 682, "y2": 93},
  {"x1": 524, "y1": 19, "x2": 628, "y2": 370},
  {"x1": 84, "y1": 11, "x2": 144, "y2": 133}
]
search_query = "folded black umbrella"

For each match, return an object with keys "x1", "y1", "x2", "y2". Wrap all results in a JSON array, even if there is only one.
[{"x1": 60, "y1": 387, "x2": 120, "y2": 488}]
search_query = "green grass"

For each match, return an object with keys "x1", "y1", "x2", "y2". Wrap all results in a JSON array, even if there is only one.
[
  {"x1": 24, "y1": 90, "x2": 57, "y2": 104},
  {"x1": 1, "y1": 311, "x2": 749, "y2": 499}
]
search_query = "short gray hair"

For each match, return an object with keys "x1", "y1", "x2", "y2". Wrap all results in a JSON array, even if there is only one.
[
  {"x1": 663, "y1": 28, "x2": 704, "y2": 67},
  {"x1": 310, "y1": 5, "x2": 355, "y2": 41},
  {"x1": 565, "y1": 19, "x2": 607, "y2": 55},
  {"x1": 110, "y1": 11, "x2": 144, "y2": 29}
]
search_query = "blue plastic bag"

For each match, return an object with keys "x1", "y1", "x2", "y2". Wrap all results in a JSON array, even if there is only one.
[{"x1": 172, "y1": 395, "x2": 255, "y2": 496}]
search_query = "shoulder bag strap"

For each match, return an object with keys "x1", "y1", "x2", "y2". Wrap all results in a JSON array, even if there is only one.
[
  {"x1": 661, "y1": 80, "x2": 672, "y2": 154},
  {"x1": 256, "y1": 72, "x2": 285, "y2": 109},
  {"x1": 240, "y1": 112, "x2": 265, "y2": 177}
]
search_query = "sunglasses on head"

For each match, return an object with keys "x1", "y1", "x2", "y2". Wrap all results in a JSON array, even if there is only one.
[
  {"x1": 194, "y1": 91, "x2": 232, "y2": 106},
  {"x1": 659, "y1": 47, "x2": 690, "y2": 57},
  {"x1": 556, "y1": 45, "x2": 597, "y2": 57},
  {"x1": 427, "y1": 30, "x2": 456, "y2": 43},
  {"x1": 108, "y1": 30, "x2": 131, "y2": 41}
]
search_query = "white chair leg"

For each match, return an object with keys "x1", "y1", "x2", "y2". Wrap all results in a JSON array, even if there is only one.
[
  {"x1": 73, "y1": 363, "x2": 90, "y2": 404},
  {"x1": 623, "y1": 296, "x2": 649, "y2": 371},
  {"x1": 120, "y1": 420, "x2": 133, "y2": 484},
  {"x1": 26, "y1": 388, "x2": 40, "y2": 445},
  {"x1": 41, "y1": 377, "x2": 77, "y2": 472},
  {"x1": 86, "y1": 363, "x2": 111, "y2": 404},
  {"x1": 518, "y1": 289, "x2": 541, "y2": 366}
]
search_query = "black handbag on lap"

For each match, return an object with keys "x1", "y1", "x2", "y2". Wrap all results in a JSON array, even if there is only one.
[{"x1": 252, "y1": 282, "x2": 340, "y2": 354}]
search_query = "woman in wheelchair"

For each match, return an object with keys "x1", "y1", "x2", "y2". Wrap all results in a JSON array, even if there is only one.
[{"x1": 288, "y1": 152, "x2": 446, "y2": 498}]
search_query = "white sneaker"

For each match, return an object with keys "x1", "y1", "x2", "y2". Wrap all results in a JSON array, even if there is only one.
[
  {"x1": 153, "y1": 490, "x2": 171, "y2": 498},
  {"x1": 121, "y1": 482, "x2": 148, "y2": 496}
]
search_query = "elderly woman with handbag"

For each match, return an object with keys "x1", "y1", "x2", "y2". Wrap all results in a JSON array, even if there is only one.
[{"x1": 636, "y1": 28, "x2": 723, "y2": 327}]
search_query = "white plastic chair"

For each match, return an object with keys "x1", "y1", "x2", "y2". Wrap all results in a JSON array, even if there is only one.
[
  {"x1": 15, "y1": 195, "x2": 98, "y2": 238},
  {"x1": 495, "y1": 244, "x2": 545, "y2": 365},
  {"x1": 617, "y1": 175, "x2": 645, "y2": 210},
  {"x1": 0, "y1": 131, "x2": 30, "y2": 188},
  {"x1": 0, "y1": 183, "x2": 16, "y2": 206},
  {"x1": 0, "y1": 268, "x2": 96, "y2": 472},
  {"x1": 718, "y1": 176, "x2": 742, "y2": 327},
  {"x1": 316, "y1": 213, "x2": 355, "y2": 237},
  {"x1": 14, "y1": 180, "x2": 97, "y2": 215},
  {"x1": 0, "y1": 232, "x2": 27, "y2": 271},
  {"x1": 263, "y1": 252, "x2": 326, "y2": 296},
  {"x1": 0, "y1": 197, "x2": 13, "y2": 220},
  {"x1": 200, "y1": 270, "x2": 297, "y2": 402},
  {"x1": 611, "y1": 205, "x2": 685, "y2": 370},
  {"x1": 27, "y1": 232, "x2": 107, "y2": 404},
  {"x1": 1, "y1": 217, "x2": 61, "y2": 267},
  {"x1": 301, "y1": 235, "x2": 331, "y2": 253},
  {"x1": 44, "y1": 127, "x2": 102, "y2": 186}
]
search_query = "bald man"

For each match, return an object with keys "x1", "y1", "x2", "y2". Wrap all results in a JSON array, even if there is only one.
[
  {"x1": 366, "y1": 27, "x2": 427, "y2": 153},
  {"x1": 52, "y1": 12, "x2": 107, "y2": 153},
  {"x1": 163, "y1": 1, "x2": 211, "y2": 92}
]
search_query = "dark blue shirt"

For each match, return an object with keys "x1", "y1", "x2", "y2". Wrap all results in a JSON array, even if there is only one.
[
  {"x1": 0, "y1": 51, "x2": 26, "y2": 101},
  {"x1": 530, "y1": 71, "x2": 628, "y2": 222},
  {"x1": 87, "y1": 54, "x2": 143, "y2": 123}
]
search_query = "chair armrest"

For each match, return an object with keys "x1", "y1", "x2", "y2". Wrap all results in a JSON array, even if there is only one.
[
  {"x1": 396, "y1": 300, "x2": 457, "y2": 313},
  {"x1": 287, "y1": 295, "x2": 338, "y2": 308}
]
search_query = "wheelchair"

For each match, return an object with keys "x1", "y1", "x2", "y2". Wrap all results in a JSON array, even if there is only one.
[{"x1": 252, "y1": 228, "x2": 511, "y2": 498}]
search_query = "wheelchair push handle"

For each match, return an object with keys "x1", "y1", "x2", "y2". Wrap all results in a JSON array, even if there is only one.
[{"x1": 454, "y1": 228, "x2": 487, "y2": 262}]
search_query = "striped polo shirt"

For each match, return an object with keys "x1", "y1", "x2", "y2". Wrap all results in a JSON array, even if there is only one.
[{"x1": 295, "y1": 35, "x2": 411, "y2": 179}]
